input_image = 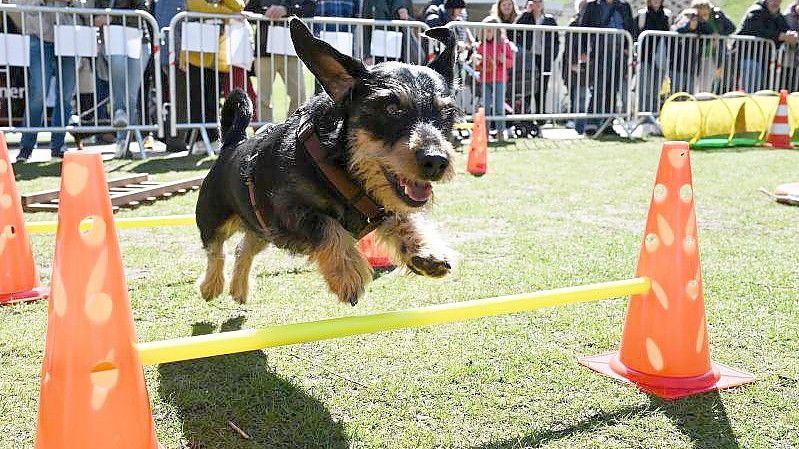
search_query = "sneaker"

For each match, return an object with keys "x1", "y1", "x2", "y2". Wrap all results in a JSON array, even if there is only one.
[
  {"x1": 112, "y1": 109, "x2": 129, "y2": 128},
  {"x1": 143, "y1": 135, "x2": 155, "y2": 149},
  {"x1": 50, "y1": 147, "x2": 66, "y2": 159},
  {"x1": 15, "y1": 153, "x2": 30, "y2": 163},
  {"x1": 565, "y1": 120, "x2": 576, "y2": 129},
  {"x1": 115, "y1": 141, "x2": 128, "y2": 158}
]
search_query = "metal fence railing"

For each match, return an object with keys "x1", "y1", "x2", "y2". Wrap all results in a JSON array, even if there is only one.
[
  {"x1": 636, "y1": 31, "x2": 778, "y2": 118},
  {"x1": 166, "y1": 12, "x2": 431, "y2": 154},
  {"x1": 0, "y1": 4, "x2": 162, "y2": 158},
  {"x1": 4, "y1": 10, "x2": 799, "y2": 150},
  {"x1": 445, "y1": 21, "x2": 635, "y2": 136}
]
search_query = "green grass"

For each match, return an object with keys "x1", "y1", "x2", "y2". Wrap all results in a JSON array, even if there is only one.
[{"x1": 2, "y1": 138, "x2": 798, "y2": 448}]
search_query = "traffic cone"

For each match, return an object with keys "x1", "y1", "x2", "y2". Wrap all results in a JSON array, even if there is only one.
[
  {"x1": 35, "y1": 153, "x2": 159, "y2": 449},
  {"x1": 0, "y1": 131, "x2": 48, "y2": 305},
  {"x1": 765, "y1": 89, "x2": 794, "y2": 149},
  {"x1": 467, "y1": 107, "x2": 487, "y2": 177},
  {"x1": 358, "y1": 230, "x2": 393, "y2": 269},
  {"x1": 580, "y1": 142, "x2": 755, "y2": 400}
]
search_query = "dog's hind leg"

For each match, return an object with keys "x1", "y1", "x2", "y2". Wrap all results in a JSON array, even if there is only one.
[
  {"x1": 310, "y1": 217, "x2": 373, "y2": 306},
  {"x1": 229, "y1": 231, "x2": 268, "y2": 304},
  {"x1": 377, "y1": 214, "x2": 453, "y2": 278},
  {"x1": 197, "y1": 216, "x2": 241, "y2": 301}
]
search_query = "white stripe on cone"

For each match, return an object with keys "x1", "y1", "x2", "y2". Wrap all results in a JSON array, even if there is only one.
[{"x1": 770, "y1": 123, "x2": 791, "y2": 135}]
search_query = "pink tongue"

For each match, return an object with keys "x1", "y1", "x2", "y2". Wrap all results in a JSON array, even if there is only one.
[{"x1": 404, "y1": 181, "x2": 432, "y2": 202}]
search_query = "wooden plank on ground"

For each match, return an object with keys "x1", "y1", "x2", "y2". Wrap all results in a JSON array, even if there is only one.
[
  {"x1": 21, "y1": 173, "x2": 149, "y2": 206},
  {"x1": 108, "y1": 175, "x2": 205, "y2": 207}
]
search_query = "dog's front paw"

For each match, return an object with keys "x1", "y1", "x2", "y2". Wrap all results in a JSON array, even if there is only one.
[
  {"x1": 408, "y1": 253, "x2": 451, "y2": 278},
  {"x1": 324, "y1": 255, "x2": 372, "y2": 306}
]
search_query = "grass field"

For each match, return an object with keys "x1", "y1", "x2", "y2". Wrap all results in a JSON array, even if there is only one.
[{"x1": 1, "y1": 137, "x2": 798, "y2": 449}]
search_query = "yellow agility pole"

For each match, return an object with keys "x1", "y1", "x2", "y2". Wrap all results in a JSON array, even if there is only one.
[
  {"x1": 25, "y1": 214, "x2": 196, "y2": 234},
  {"x1": 136, "y1": 277, "x2": 651, "y2": 367}
]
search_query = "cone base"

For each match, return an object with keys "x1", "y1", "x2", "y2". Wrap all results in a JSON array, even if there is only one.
[
  {"x1": 0, "y1": 286, "x2": 49, "y2": 305},
  {"x1": 367, "y1": 257, "x2": 393, "y2": 268},
  {"x1": 764, "y1": 141, "x2": 795, "y2": 149},
  {"x1": 579, "y1": 352, "x2": 755, "y2": 400}
]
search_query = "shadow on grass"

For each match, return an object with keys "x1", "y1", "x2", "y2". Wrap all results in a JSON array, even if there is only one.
[
  {"x1": 126, "y1": 154, "x2": 216, "y2": 175},
  {"x1": 471, "y1": 391, "x2": 739, "y2": 449},
  {"x1": 158, "y1": 316, "x2": 349, "y2": 449},
  {"x1": 11, "y1": 160, "x2": 64, "y2": 181}
]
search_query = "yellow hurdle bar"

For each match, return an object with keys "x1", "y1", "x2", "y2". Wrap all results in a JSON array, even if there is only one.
[
  {"x1": 26, "y1": 214, "x2": 196, "y2": 234},
  {"x1": 137, "y1": 277, "x2": 651, "y2": 366}
]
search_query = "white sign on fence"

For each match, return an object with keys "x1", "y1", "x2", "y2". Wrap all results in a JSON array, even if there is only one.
[
  {"x1": 0, "y1": 34, "x2": 30, "y2": 66},
  {"x1": 370, "y1": 29, "x2": 402, "y2": 59},
  {"x1": 320, "y1": 31, "x2": 353, "y2": 57},
  {"x1": 103, "y1": 25, "x2": 143, "y2": 59},
  {"x1": 225, "y1": 19, "x2": 255, "y2": 69},
  {"x1": 181, "y1": 22, "x2": 220, "y2": 53},
  {"x1": 54, "y1": 25, "x2": 98, "y2": 57},
  {"x1": 265, "y1": 25, "x2": 297, "y2": 56}
]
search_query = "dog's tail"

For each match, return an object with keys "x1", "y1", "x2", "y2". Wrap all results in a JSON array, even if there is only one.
[{"x1": 220, "y1": 89, "x2": 252, "y2": 149}]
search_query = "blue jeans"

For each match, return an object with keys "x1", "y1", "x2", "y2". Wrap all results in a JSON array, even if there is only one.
[
  {"x1": 483, "y1": 81, "x2": 506, "y2": 134},
  {"x1": 741, "y1": 58, "x2": 763, "y2": 93},
  {"x1": 20, "y1": 36, "x2": 77, "y2": 154},
  {"x1": 109, "y1": 44, "x2": 151, "y2": 142}
]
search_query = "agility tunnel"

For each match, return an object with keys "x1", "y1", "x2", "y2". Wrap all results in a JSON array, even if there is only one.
[
  {"x1": 0, "y1": 137, "x2": 757, "y2": 446},
  {"x1": 659, "y1": 90, "x2": 785, "y2": 148}
]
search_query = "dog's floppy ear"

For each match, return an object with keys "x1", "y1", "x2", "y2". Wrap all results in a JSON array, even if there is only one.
[
  {"x1": 290, "y1": 17, "x2": 368, "y2": 103},
  {"x1": 424, "y1": 27, "x2": 458, "y2": 87}
]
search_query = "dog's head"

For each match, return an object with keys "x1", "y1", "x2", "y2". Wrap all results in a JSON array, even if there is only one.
[{"x1": 290, "y1": 19, "x2": 459, "y2": 215}]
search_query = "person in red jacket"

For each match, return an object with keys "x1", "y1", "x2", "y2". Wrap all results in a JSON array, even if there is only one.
[{"x1": 473, "y1": 16, "x2": 515, "y2": 141}]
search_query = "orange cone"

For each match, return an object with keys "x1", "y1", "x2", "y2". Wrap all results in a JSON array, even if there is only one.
[
  {"x1": 580, "y1": 142, "x2": 755, "y2": 399},
  {"x1": 765, "y1": 89, "x2": 794, "y2": 149},
  {"x1": 358, "y1": 230, "x2": 393, "y2": 268},
  {"x1": 35, "y1": 153, "x2": 159, "y2": 449},
  {"x1": 467, "y1": 107, "x2": 487, "y2": 176},
  {"x1": 0, "y1": 131, "x2": 48, "y2": 305}
]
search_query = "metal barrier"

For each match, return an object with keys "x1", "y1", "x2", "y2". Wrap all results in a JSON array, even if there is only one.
[
  {"x1": 775, "y1": 43, "x2": 799, "y2": 93},
  {"x1": 635, "y1": 31, "x2": 777, "y2": 118},
  {"x1": 0, "y1": 4, "x2": 162, "y2": 158},
  {"x1": 444, "y1": 21, "x2": 635, "y2": 136},
  {"x1": 166, "y1": 12, "x2": 430, "y2": 153}
]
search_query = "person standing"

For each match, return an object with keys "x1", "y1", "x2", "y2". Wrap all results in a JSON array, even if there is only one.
[
  {"x1": 15, "y1": 0, "x2": 83, "y2": 162},
  {"x1": 737, "y1": 0, "x2": 798, "y2": 92},
  {"x1": 782, "y1": 0, "x2": 799, "y2": 89},
  {"x1": 514, "y1": 0, "x2": 558, "y2": 118},
  {"x1": 634, "y1": 0, "x2": 671, "y2": 113},
  {"x1": 474, "y1": 16, "x2": 515, "y2": 141},
  {"x1": 578, "y1": 0, "x2": 636, "y2": 136}
]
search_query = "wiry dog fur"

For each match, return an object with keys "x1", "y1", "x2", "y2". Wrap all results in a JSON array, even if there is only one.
[{"x1": 195, "y1": 19, "x2": 459, "y2": 305}]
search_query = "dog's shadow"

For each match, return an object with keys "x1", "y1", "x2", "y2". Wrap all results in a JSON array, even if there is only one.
[{"x1": 157, "y1": 316, "x2": 349, "y2": 449}]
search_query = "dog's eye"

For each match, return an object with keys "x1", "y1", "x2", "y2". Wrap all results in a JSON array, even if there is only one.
[{"x1": 386, "y1": 103, "x2": 403, "y2": 116}]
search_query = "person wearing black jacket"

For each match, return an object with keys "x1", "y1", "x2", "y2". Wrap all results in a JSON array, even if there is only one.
[
  {"x1": 634, "y1": 0, "x2": 671, "y2": 113},
  {"x1": 514, "y1": 0, "x2": 559, "y2": 118},
  {"x1": 671, "y1": 8, "x2": 713, "y2": 94},
  {"x1": 578, "y1": 0, "x2": 635, "y2": 135},
  {"x1": 562, "y1": 0, "x2": 590, "y2": 134},
  {"x1": 737, "y1": 0, "x2": 798, "y2": 92},
  {"x1": 246, "y1": 0, "x2": 316, "y2": 123}
]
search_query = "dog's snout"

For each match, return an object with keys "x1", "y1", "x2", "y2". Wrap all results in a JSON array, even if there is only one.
[{"x1": 417, "y1": 151, "x2": 449, "y2": 180}]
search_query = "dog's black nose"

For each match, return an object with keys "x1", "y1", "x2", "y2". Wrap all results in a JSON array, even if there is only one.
[{"x1": 417, "y1": 152, "x2": 449, "y2": 180}]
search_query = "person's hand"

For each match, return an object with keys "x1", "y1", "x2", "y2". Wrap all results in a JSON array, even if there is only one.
[
  {"x1": 364, "y1": 56, "x2": 375, "y2": 66},
  {"x1": 689, "y1": 17, "x2": 698, "y2": 31},
  {"x1": 579, "y1": 52, "x2": 588, "y2": 62},
  {"x1": 179, "y1": 59, "x2": 186, "y2": 72},
  {"x1": 265, "y1": 5, "x2": 288, "y2": 19},
  {"x1": 397, "y1": 7, "x2": 409, "y2": 20},
  {"x1": 785, "y1": 30, "x2": 799, "y2": 44},
  {"x1": 94, "y1": 16, "x2": 107, "y2": 27}
]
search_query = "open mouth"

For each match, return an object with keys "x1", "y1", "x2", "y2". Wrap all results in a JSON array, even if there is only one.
[{"x1": 383, "y1": 168, "x2": 433, "y2": 207}]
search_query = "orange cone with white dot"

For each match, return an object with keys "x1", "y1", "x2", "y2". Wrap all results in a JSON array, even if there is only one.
[
  {"x1": 358, "y1": 230, "x2": 393, "y2": 268},
  {"x1": 34, "y1": 152, "x2": 159, "y2": 448},
  {"x1": 0, "y1": 131, "x2": 48, "y2": 305},
  {"x1": 765, "y1": 90, "x2": 794, "y2": 149},
  {"x1": 467, "y1": 108, "x2": 487, "y2": 176},
  {"x1": 579, "y1": 141, "x2": 755, "y2": 399}
]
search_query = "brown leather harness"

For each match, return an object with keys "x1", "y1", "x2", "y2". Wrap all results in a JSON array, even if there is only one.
[{"x1": 246, "y1": 116, "x2": 388, "y2": 240}]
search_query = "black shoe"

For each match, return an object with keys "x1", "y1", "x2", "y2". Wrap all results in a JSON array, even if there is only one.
[
  {"x1": 601, "y1": 127, "x2": 621, "y2": 137},
  {"x1": 51, "y1": 149, "x2": 66, "y2": 159},
  {"x1": 15, "y1": 149, "x2": 32, "y2": 163}
]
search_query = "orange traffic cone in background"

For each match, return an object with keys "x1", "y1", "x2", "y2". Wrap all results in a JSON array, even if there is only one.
[
  {"x1": 0, "y1": 131, "x2": 48, "y2": 305},
  {"x1": 467, "y1": 107, "x2": 487, "y2": 176},
  {"x1": 765, "y1": 89, "x2": 794, "y2": 149},
  {"x1": 358, "y1": 230, "x2": 393, "y2": 269},
  {"x1": 580, "y1": 142, "x2": 755, "y2": 399},
  {"x1": 35, "y1": 153, "x2": 159, "y2": 449}
]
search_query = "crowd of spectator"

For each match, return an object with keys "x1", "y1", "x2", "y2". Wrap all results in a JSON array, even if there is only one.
[{"x1": 3, "y1": 0, "x2": 799, "y2": 158}]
